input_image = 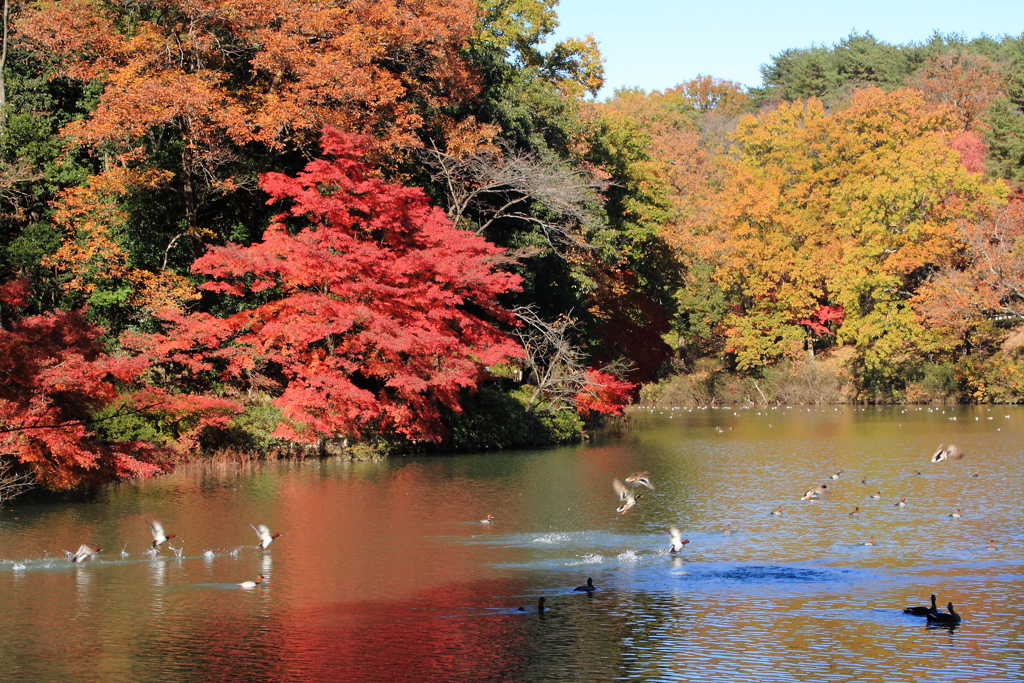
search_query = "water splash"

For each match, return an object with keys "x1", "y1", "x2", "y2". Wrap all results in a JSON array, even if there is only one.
[
  {"x1": 533, "y1": 533, "x2": 572, "y2": 545},
  {"x1": 617, "y1": 550, "x2": 642, "y2": 563},
  {"x1": 565, "y1": 553, "x2": 604, "y2": 566}
]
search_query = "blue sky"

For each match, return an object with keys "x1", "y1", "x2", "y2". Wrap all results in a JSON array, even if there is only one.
[{"x1": 549, "y1": 0, "x2": 1024, "y2": 98}]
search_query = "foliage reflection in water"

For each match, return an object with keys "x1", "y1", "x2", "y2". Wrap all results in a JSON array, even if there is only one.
[{"x1": 0, "y1": 405, "x2": 1021, "y2": 682}]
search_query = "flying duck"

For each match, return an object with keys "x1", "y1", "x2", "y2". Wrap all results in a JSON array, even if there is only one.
[
  {"x1": 146, "y1": 520, "x2": 176, "y2": 549},
  {"x1": 801, "y1": 485, "x2": 829, "y2": 501},
  {"x1": 931, "y1": 444, "x2": 964, "y2": 462},
  {"x1": 624, "y1": 472, "x2": 655, "y2": 490},
  {"x1": 250, "y1": 524, "x2": 282, "y2": 549},
  {"x1": 72, "y1": 545, "x2": 101, "y2": 563},
  {"x1": 669, "y1": 527, "x2": 689, "y2": 553},
  {"x1": 613, "y1": 479, "x2": 643, "y2": 514}
]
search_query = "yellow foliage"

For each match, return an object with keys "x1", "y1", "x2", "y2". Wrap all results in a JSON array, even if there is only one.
[
  {"x1": 708, "y1": 88, "x2": 1006, "y2": 369},
  {"x1": 44, "y1": 170, "x2": 198, "y2": 315}
]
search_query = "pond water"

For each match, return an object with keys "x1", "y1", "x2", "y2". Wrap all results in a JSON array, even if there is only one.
[{"x1": 1, "y1": 405, "x2": 1022, "y2": 682}]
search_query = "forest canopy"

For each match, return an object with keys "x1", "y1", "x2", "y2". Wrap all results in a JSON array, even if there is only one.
[{"x1": 2, "y1": 2, "x2": 1024, "y2": 492}]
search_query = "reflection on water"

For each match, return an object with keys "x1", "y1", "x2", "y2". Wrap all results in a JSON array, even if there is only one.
[{"x1": 0, "y1": 405, "x2": 1021, "y2": 682}]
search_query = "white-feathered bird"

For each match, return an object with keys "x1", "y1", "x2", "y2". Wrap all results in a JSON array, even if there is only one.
[
  {"x1": 668, "y1": 526, "x2": 689, "y2": 553},
  {"x1": 72, "y1": 544, "x2": 101, "y2": 563},
  {"x1": 146, "y1": 520, "x2": 176, "y2": 549},
  {"x1": 250, "y1": 524, "x2": 281, "y2": 549},
  {"x1": 239, "y1": 574, "x2": 264, "y2": 589}
]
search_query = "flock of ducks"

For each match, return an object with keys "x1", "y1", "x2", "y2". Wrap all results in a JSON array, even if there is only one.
[
  {"x1": 779, "y1": 443, "x2": 998, "y2": 554},
  {"x1": 903, "y1": 594, "x2": 962, "y2": 625},
  {"x1": 64, "y1": 440, "x2": 995, "y2": 614},
  {"x1": 509, "y1": 443, "x2": 995, "y2": 623},
  {"x1": 69, "y1": 520, "x2": 282, "y2": 588}
]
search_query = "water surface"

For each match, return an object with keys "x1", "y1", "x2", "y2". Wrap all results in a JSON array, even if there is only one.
[{"x1": 1, "y1": 405, "x2": 1021, "y2": 682}]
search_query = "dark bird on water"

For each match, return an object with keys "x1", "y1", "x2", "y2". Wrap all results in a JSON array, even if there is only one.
[
  {"x1": 903, "y1": 594, "x2": 937, "y2": 616},
  {"x1": 926, "y1": 602, "x2": 962, "y2": 625},
  {"x1": 574, "y1": 577, "x2": 595, "y2": 593}
]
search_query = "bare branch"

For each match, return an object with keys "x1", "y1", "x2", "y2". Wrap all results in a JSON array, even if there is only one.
[
  {"x1": 418, "y1": 145, "x2": 607, "y2": 257},
  {"x1": 510, "y1": 306, "x2": 632, "y2": 415},
  {"x1": 0, "y1": 458, "x2": 34, "y2": 505}
]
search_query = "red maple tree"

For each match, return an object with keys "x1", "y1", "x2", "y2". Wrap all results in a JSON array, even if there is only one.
[
  {"x1": 0, "y1": 281, "x2": 150, "y2": 488},
  {"x1": 128, "y1": 128, "x2": 523, "y2": 443},
  {"x1": 574, "y1": 370, "x2": 636, "y2": 419},
  {"x1": 0, "y1": 278, "x2": 241, "y2": 489}
]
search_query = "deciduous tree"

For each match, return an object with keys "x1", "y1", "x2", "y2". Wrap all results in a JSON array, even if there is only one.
[
  {"x1": 127, "y1": 128, "x2": 523, "y2": 444},
  {"x1": 0, "y1": 278, "x2": 235, "y2": 489},
  {"x1": 709, "y1": 88, "x2": 1006, "y2": 371}
]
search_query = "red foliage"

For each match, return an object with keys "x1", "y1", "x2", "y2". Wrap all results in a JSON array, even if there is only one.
[
  {"x1": 798, "y1": 305, "x2": 845, "y2": 337},
  {"x1": 951, "y1": 131, "x2": 988, "y2": 174},
  {"x1": 0, "y1": 278, "x2": 31, "y2": 311},
  {"x1": 0, "y1": 307, "x2": 159, "y2": 489},
  {"x1": 131, "y1": 127, "x2": 523, "y2": 443},
  {"x1": 574, "y1": 370, "x2": 635, "y2": 418}
]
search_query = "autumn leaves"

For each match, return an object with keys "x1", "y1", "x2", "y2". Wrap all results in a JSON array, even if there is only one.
[{"x1": 674, "y1": 88, "x2": 1007, "y2": 372}]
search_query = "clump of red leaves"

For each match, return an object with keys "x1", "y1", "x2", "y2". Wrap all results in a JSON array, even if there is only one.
[{"x1": 128, "y1": 127, "x2": 523, "y2": 444}]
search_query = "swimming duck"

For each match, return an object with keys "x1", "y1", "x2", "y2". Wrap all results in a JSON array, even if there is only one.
[
  {"x1": 971, "y1": 471, "x2": 979, "y2": 478},
  {"x1": 895, "y1": 498, "x2": 907, "y2": 508},
  {"x1": 926, "y1": 602, "x2": 962, "y2": 625},
  {"x1": 771, "y1": 506, "x2": 783, "y2": 516},
  {"x1": 988, "y1": 539, "x2": 998, "y2": 551},
  {"x1": 146, "y1": 520, "x2": 176, "y2": 549},
  {"x1": 931, "y1": 444, "x2": 964, "y2": 463},
  {"x1": 250, "y1": 524, "x2": 282, "y2": 549},
  {"x1": 863, "y1": 537, "x2": 875, "y2": 546},
  {"x1": 517, "y1": 597, "x2": 546, "y2": 613},
  {"x1": 849, "y1": 507, "x2": 860, "y2": 517},
  {"x1": 668, "y1": 526, "x2": 689, "y2": 553},
  {"x1": 949, "y1": 509, "x2": 962, "y2": 519},
  {"x1": 830, "y1": 470, "x2": 844, "y2": 480},
  {"x1": 715, "y1": 426, "x2": 724, "y2": 433},
  {"x1": 914, "y1": 469, "x2": 922, "y2": 476},
  {"x1": 72, "y1": 545, "x2": 101, "y2": 563},
  {"x1": 239, "y1": 574, "x2": 264, "y2": 589},
  {"x1": 723, "y1": 524, "x2": 733, "y2": 534},
  {"x1": 801, "y1": 485, "x2": 829, "y2": 501},
  {"x1": 480, "y1": 515, "x2": 495, "y2": 524},
  {"x1": 624, "y1": 472, "x2": 655, "y2": 490},
  {"x1": 903, "y1": 594, "x2": 937, "y2": 616},
  {"x1": 574, "y1": 577, "x2": 596, "y2": 593},
  {"x1": 860, "y1": 478, "x2": 868, "y2": 484},
  {"x1": 613, "y1": 479, "x2": 642, "y2": 514},
  {"x1": 870, "y1": 491, "x2": 882, "y2": 500}
]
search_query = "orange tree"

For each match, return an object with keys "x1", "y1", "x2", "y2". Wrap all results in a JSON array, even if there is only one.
[
  {"x1": 704, "y1": 88, "x2": 1005, "y2": 382},
  {"x1": 19, "y1": 0, "x2": 486, "y2": 331}
]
